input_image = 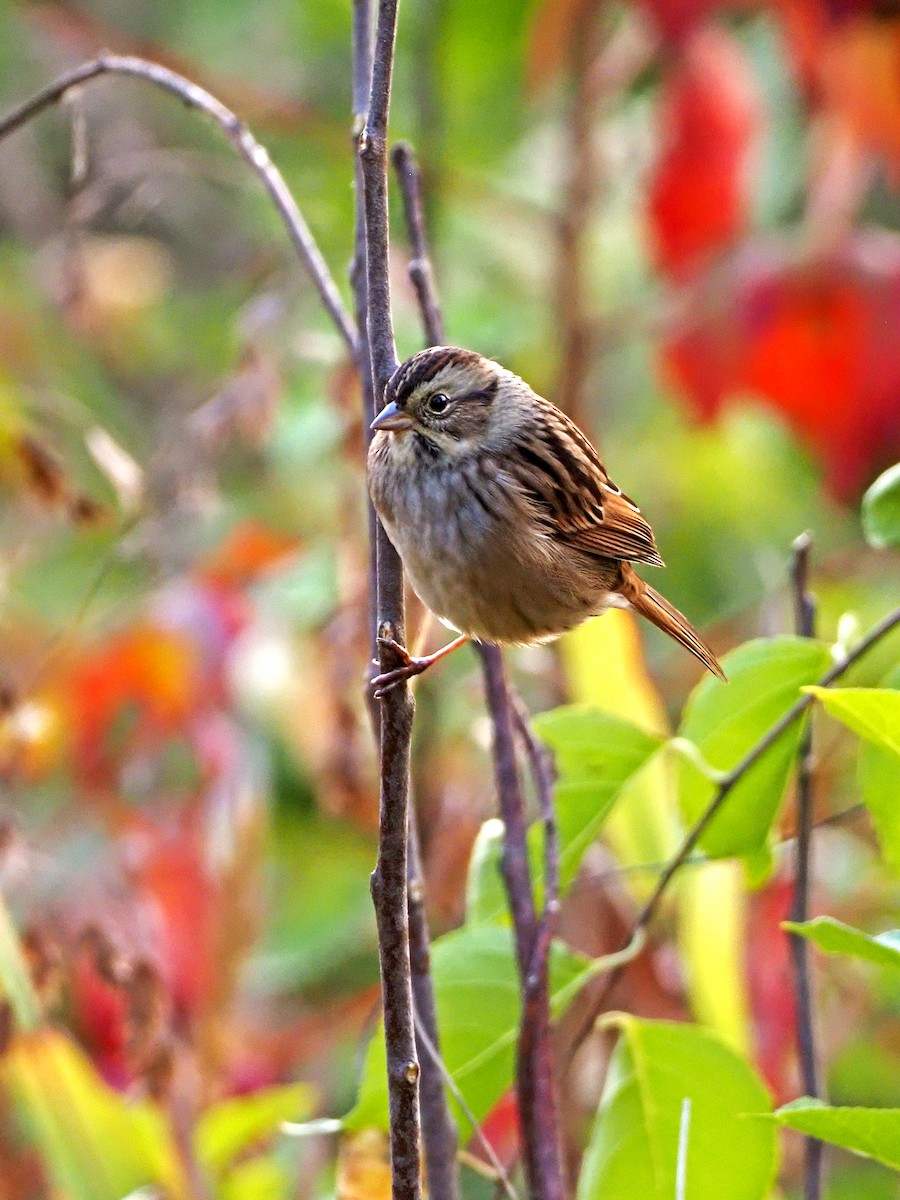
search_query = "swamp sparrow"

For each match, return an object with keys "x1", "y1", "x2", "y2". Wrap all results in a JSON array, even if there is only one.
[{"x1": 367, "y1": 346, "x2": 725, "y2": 691}]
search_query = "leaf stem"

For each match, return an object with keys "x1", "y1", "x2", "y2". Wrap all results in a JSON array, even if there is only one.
[{"x1": 788, "y1": 533, "x2": 824, "y2": 1200}]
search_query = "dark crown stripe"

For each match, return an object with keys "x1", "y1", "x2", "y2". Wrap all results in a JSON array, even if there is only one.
[{"x1": 387, "y1": 346, "x2": 485, "y2": 404}]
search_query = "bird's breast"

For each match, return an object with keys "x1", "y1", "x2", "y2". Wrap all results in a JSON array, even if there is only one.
[{"x1": 367, "y1": 437, "x2": 615, "y2": 643}]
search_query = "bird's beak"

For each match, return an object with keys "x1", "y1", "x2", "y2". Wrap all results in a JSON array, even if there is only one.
[{"x1": 370, "y1": 400, "x2": 414, "y2": 433}]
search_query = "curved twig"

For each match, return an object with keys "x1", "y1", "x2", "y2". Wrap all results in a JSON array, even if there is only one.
[{"x1": 0, "y1": 55, "x2": 358, "y2": 357}]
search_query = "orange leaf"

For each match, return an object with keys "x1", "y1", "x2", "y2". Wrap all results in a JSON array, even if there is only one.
[
  {"x1": 63, "y1": 625, "x2": 200, "y2": 783},
  {"x1": 198, "y1": 520, "x2": 300, "y2": 589},
  {"x1": 823, "y1": 18, "x2": 900, "y2": 170}
]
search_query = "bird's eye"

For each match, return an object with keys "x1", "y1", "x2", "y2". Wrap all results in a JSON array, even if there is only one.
[{"x1": 427, "y1": 392, "x2": 451, "y2": 415}]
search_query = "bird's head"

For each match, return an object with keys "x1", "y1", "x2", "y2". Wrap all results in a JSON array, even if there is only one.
[{"x1": 370, "y1": 347, "x2": 506, "y2": 454}]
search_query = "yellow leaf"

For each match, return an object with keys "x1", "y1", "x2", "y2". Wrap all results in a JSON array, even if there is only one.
[
  {"x1": 2, "y1": 1029, "x2": 188, "y2": 1200},
  {"x1": 560, "y1": 612, "x2": 680, "y2": 889},
  {"x1": 678, "y1": 860, "x2": 751, "y2": 1056}
]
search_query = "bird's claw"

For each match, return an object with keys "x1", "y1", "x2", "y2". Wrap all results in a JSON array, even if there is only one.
[{"x1": 371, "y1": 637, "x2": 430, "y2": 698}]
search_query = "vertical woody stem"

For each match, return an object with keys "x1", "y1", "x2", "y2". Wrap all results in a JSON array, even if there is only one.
[
  {"x1": 478, "y1": 643, "x2": 565, "y2": 1200},
  {"x1": 358, "y1": 3, "x2": 421, "y2": 1199},
  {"x1": 390, "y1": 139, "x2": 460, "y2": 1200}
]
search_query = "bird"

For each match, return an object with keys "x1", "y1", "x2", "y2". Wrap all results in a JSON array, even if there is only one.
[{"x1": 367, "y1": 346, "x2": 725, "y2": 694}]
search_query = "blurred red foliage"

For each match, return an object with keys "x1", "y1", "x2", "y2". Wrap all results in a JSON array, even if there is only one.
[
  {"x1": 664, "y1": 233, "x2": 900, "y2": 498},
  {"x1": 745, "y1": 875, "x2": 796, "y2": 1103},
  {"x1": 636, "y1": 0, "x2": 728, "y2": 44},
  {"x1": 647, "y1": 28, "x2": 760, "y2": 280}
]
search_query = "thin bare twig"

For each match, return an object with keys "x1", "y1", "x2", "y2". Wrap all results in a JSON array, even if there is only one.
[
  {"x1": 675, "y1": 1098, "x2": 692, "y2": 1200},
  {"x1": 358, "y1": 5, "x2": 421, "y2": 1200},
  {"x1": 407, "y1": 816, "x2": 460, "y2": 1200},
  {"x1": 351, "y1": 0, "x2": 381, "y2": 661},
  {"x1": 510, "y1": 692, "x2": 560, "y2": 928},
  {"x1": 391, "y1": 150, "x2": 566, "y2": 1195},
  {"x1": 0, "y1": 55, "x2": 358, "y2": 357},
  {"x1": 478, "y1": 643, "x2": 565, "y2": 1200},
  {"x1": 567, "y1": 601, "x2": 900, "y2": 1061},
  {"x1": 390, "y1": 136, "x2": 460, "y2": 1200},
  {"x1": 392, "y1": 141, "x2": 446, "y2": 346},
  {"x1": 413, "y1": 1011, "x2": 520, "y2": 1200},
  {"x1": 788, "y1": 533, "x2": 824, "y2": 1200}
]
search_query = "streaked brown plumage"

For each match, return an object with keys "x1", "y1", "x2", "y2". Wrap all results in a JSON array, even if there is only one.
[{"x1": 367, "y1": 346, "x2": 725, "y2": 685}]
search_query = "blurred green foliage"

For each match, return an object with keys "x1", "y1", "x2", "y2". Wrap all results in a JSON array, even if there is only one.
[{"x1": 0, "y1": 0, "x2": 897, "y2": 1197}]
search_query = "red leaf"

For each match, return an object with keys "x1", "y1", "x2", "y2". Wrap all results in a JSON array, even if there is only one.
[
  {"x1": 136, "y1": 825, "x2": 217, "y2": 1021},
  {"x1": 70, "y1": 951, "x2": 130, "y2": 1088},
  {"x1": 664, "y1": 232, "x2": 900, "y2": 499},
  {"x1": 647, "y1": 28, "x2": 761, "y2": 280},
  {"x1": 635, "y1": 0, "x2": 728, "y2": 45},
  {"x1": 477, "y1": 1088, "x2": 520, "y2": 1167},
  {"x1": 746, "y1": 876, "x2": 796, "y2": 1103}
]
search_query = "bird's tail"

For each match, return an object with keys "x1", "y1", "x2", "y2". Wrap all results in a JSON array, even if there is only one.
[{"x1": 619, "y1": 566, "x2": 726, "y2": 681}]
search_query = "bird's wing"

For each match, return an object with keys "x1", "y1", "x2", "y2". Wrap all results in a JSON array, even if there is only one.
[{"x1": 507, "y1": 403, "x2": 664, "y2": 567}]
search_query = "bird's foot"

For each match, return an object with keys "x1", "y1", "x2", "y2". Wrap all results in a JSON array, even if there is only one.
[
  {"x1": 371, "y1": 633, "x2": 469, "y2": 698},
  {"x1": 371, "y1": 637, "x2": 431, "y2": 697}
]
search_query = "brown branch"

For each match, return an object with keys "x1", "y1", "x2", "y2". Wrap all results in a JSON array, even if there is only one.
[
  {"x1": 788, "y1": 533, "x2": 824, "y2": 1200},
  {"x1": 553, "y1": 4, "x2": 606, "y2": 428},
  {"x1": 392, "y1": 142, "x2": 446, "y2": 346},
  {"x1": 358, "y1": 5, "x2": 421, "y2": 1200},
  {"x1": 389, "y1": 149, "x2": 564, "y2": 1200},
  {"x1": 352, "y1": 0, "x2": 380, "y2": 656},
  {"x1": 389, "y1": 137, "x2": 460, "y2": 1200},
  {"x1": 407, "y1": 819, "x2": 460, "y2": 1200},
  {"x1": 0, "y1": 54, "x2": 358, "y2": 358},
  {"x1": 567, "y1": 600, "x2": 900, "y2": 1062},
  {"x1": 478, "y1": 643, "x2": 565, "y2": 1200},
  {"x1": 510, "y1": 694, "x2": 560, "y2": 927}
]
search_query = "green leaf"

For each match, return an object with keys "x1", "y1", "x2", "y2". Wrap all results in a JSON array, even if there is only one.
[
  {"x1": 578, "y1": 1015, "x2": 777, "y2": 1200},
  {"x1": 531, "y1": 707, "x2": 664, "y2": 892},
  {"x1": 805, "y1": 687, "x2": 900, "y2": 757},
  {"x1": 677, "y1": 638, "x2": 832, "y2": 861},
  {"x1": 466, "y1": 710, "x2": 664, "y2": 923},
  {"x1": 465, "y1": 818, "x2": 507, "y2": 924},
  {"x1": 859, "y1": 666, "x2": 900, "y2": 874},
  {"x1": 196, "y1": 1082, "x2": 315, "y2": 1176},
  {"x1": 2, "y1": 1030, "x2": 186, "y2": 1200},
  {"x1": 862, "y1": 463, "x2": 900, "y2": 549},
  {"x1": 345, "y1": 924, "x2": 590, "y2": 1131},
  {"x1": 774, "y1": 1099, "x2": 900, "y2": 1170},
  {"x1": 783, "y1": 917, "x2": 900, "y2": 971}
]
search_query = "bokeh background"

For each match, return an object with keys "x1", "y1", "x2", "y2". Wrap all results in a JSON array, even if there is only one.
[{"x1": 0, "y1": 0, "x2": 897, "y2": 1197}]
